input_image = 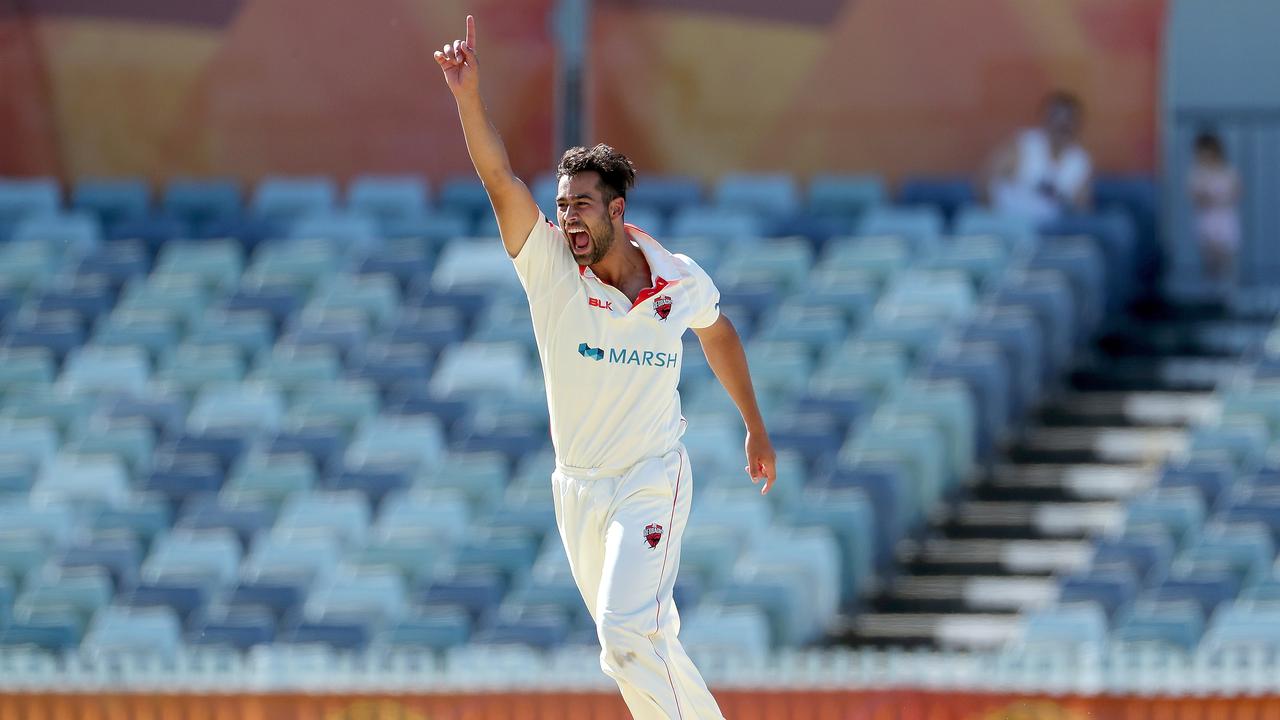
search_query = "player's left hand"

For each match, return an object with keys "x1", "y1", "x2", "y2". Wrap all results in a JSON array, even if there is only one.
[{"x1": 744, "y1": 430, "x2": 777, "y2": 496}]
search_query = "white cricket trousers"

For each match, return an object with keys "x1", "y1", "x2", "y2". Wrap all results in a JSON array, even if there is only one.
[{"x1": 552, "y1": 443, "x2": 724, "y2": 720}]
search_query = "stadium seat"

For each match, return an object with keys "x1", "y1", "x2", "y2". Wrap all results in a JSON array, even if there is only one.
[
  {"x1": 347, "y1": 175, "x2": 431, "y2": 226},
  {"x1": 251, "y1": 176, "x2": 337, "y2": 224},
  {"x1": 143, "y1": 529, "x2": 242, "y2": 589},
  {"x1": 669, "y1": 207, "x2": 766, "y2": 240},
  {"x1": 162, "y1": 178, "x2": 242, "y2": 226},
  {"x1": 954, "y1": 206, "x2": 1038, "y2": 254},
  {"x1": 72, "y1": 178, "x2": 150, "y2": 227},
  {"x1": 224, "y1": 452, "x2": 316, "y2": 504},
  {"x1": 714, "y1": 173, "x2": 801, "y2": 220},
  {"x1": 855, "y1": 207, "x2": 943, "y2": 253},
  {"x1": 0, "y1": 177, "x2": 61, "y2": 234},
  {"x1": 1112, "y1": 599, "x2": 1203, "y2": 650},
  {"x1": 679, "y1": 603, "x2": 772, "y2": 662},
  {"x1": 11, "y1": 212, "x2": 101, "y2": 254},
  {"x1": 807, "y1": 174, "x2": 886, "y2": 223},
  {"x1": 896, "y1": 177, "x2": 976, "y2": 223},
  {"x1": 1021, "y1": 604, "x2": 1107, "y2": 648},
  {"x1": 627, "y1": 175, "x2": 704, "y2": 216}
]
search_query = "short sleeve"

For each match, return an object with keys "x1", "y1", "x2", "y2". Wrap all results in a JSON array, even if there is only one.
[
  {"x1": 677, "y1": 253, "x2": 721, "y2": 329},
  {"x1": 511, "y1": 213, "x2": 577, "y2": 300}
]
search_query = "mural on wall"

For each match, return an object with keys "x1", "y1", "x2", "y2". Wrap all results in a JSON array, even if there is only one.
[
  {"x1": 1, "y1": 0, "x2": 1164, "y2": 186},
  {"x1": 0, "y1": 0, "x2": 556, "y2": 183},
  {"x1": 591, "y1": 0, "x2": 1166, "y2": 184}
]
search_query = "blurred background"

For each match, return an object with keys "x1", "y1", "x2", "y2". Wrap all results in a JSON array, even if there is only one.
[{"x1": 3, "y1": 0, "x2": 1280, "y2": 717}]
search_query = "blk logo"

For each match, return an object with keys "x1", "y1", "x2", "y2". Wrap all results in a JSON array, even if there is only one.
[
  {"x1": 588, "y1": 297, "x2": 613, "y2": 311},
  {"x1": 577, "y1": 342, "x2": 604, "y2": 361}
]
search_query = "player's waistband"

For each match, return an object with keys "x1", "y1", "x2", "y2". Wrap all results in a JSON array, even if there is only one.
[{"x1": 554, "y1": 444, "x2": 685, "y2": 481}]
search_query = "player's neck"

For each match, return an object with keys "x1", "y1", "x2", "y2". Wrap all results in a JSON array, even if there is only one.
[{"x1": 589, "y1": 226, "x2": 650, "y2": 293}]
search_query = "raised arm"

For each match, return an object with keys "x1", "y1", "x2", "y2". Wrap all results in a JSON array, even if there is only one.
[{"x1": 435, "y1": 15, "x2": 540, "y2": 258}]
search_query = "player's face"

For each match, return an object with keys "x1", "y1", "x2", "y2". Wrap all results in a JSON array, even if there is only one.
[{"x1": 557, "y1": 172, "x2": 617, "y2": 266}]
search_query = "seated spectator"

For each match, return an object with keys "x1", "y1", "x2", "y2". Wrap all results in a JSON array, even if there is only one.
[{"x1": 985, "y1": 91, "x2": 1092, "y2": 225}]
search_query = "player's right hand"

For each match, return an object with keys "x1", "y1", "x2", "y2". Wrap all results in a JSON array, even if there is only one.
[{"x1": 434, "y1": 15, "x2": 479, "y2": 98}]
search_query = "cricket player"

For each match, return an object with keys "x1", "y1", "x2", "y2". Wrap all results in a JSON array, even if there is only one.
[{"x1": 435, "y1": 16, "x2": 777, "y2": 718}]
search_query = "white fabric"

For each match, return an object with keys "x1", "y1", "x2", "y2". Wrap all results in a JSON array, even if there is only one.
[
  {"x1": 553, "y1": 444, "x2": 724, "y2": 719},
  {"x1": 991, "y1": 128, "x2": 1092, "y2": 224},
  {"x1": 1189, "y1": 164, "x2": 1241, "y2": 251},
  {"x1": 513, "y1": 213, "x2": 724, "y2": 717},
  {"x1": 512, "y1": 213, "x2": 720, "y2": 471}
]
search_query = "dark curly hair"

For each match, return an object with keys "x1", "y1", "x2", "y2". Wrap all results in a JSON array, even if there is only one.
[{"x1": 556, "y1": 144, "x2": 636, "y2": 203}]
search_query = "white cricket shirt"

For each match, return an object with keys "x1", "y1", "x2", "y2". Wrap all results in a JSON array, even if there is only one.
[{"x1": 511, "y1": 213, "x2": 720, "y2": 472}]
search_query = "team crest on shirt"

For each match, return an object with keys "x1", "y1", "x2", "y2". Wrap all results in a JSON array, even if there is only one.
[
  {"x1": 644, "y1": 523, "x2": 664, "y2": 548},
  {"x1": 652, "y1": 295, "x2": 672, "y2": 321}
]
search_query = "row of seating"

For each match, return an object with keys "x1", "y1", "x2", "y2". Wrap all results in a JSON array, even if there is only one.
[
  {"x1": 0, "y1": 170, "x2": 1132, "y2": 661},
  {"x1": 0, "y1": 172, "x2": 1154, "y2": 249},
  {"x1": 1026, "y1": 327, "x2": 1280, "y2": 655}
]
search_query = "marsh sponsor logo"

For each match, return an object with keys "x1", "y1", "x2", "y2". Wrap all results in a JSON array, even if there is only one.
[{"x1": 577, "y1": 342, "x2": 678, "y2": 368}]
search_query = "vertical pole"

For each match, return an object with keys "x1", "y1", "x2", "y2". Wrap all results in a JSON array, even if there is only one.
[{"x1": 553, "y1": 0, "x2": 590, "y2": 157}]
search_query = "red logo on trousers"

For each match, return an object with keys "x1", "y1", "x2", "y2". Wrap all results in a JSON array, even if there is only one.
[{"x1": 644, "y1": 523, "x2": 664, "y2": 548}]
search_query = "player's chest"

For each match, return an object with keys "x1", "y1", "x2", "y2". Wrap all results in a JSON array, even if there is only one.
[{"x1": 572, "y1": 277, "x2": 692, "y2": 338}]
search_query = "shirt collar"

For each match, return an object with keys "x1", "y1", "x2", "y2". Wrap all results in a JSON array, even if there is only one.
[{"x1": 577, "y1": 222, "x2": 681, "y2": 285}]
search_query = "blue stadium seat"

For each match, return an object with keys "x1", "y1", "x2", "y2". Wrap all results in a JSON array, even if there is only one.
[
  {"x1": 290, "y1": 211, "x2": 380, "y2": 254},
  {"x1": 72, "y1": 178, "x2": 150, "y2": 227},
  {"x1": 627, "y1": 175, "x2": 703, "y2": 216},
  {"x1": 347, "y1": 175, "x2": 430, "y2": 226},
  {"x1": 1040, "y1": 210, "x2": 1137, "y2": 313},
  {"x1": 1126, "y1": 488, "x2": 1205, "y2": 548},
  {"x1": 75, "y1": 239, "x2": 152, "y2": 286},
  {"x1": 1159, "y1": 460, "x2": 1233, "y2": 508},
  {"x1": 1112, "y1": 599, "x2": 1203, "y2": 650},
  {"x1": 357, "y1": 238, "x2": 433, "y2": 291},
  {"x1": 1021, "y1": 604, "x2": 1107, "y2": 648},
  {"x1": 229, "y1": 575, "x2": 307, "y2": 619},
  {"x1": 194, "y1": 216, "x2": 284, "y2": 249},
  {"x1": 190, "y1": 604, "x2": 276, "y2": 650},
  {"x1": 1092, "y1": 531, "x2": 1174, "y2": 586},
  {"x1": 251, "y1": 176, "x2": 337, "y2": 224},
  {"x1": 162, "y1": 178, "x2": 242, "y2": 226},
  {"x1": 714, "y1": 173, "x2": 801, "y2": 220},
  {"x1": 417, "y1": 568, "x2": 507, "y2": 623},
  {"x1": 437, "y1": 177, "x2": 492, "y2": 223},
  {"x1": 280, "y1": 614, "x2": 370, "y2": 651},
  {"x1": 1058, "y1": 567, "x2": 1139, "y2": 619},
  {"x1": 1153, "y1": 564, "x2": 1241, "y2": 618},
  {"x1": 0, "y1": 607, "x2": 83, "y2": 651},
  {"x1": 120, "y1": 579, "x2": 210, "y2": 624},
  {"x1": 386, "y1": 605, "x2": 472, "y2": 649},
  {"x1": 807, "y1": 174, "x2": 885, "y2": 223},
  {"x1": 176, "y1": 496, "x2": 276, "y2": 549},
  {"x1": 925, "y1": 343, "x2": 1011, "y2": 460},
  {"x1": 896, "y1": 177, "x2": 976, "y2": 224},
  {"x1": 855, "y1": 207, "x2": 943, "y2": 254},
  {"x1": 11, "y1": 212, "x2": 101, "y2": 254},
  {"x1": 0, "y1": 177, "x2": 61, "y2": 239},
  {"x1": 474, "y1": 605, "x2": 569, "y2": 650},
  {"x1": 669, "y1": 207, "x2": 765, "y2": 240},
  {"x1": 4, "y1": 311, "x2": 86, "y2": 361},
  {"x1": 106, "y1": 214, "x2": 189, "y2": 251},
  {"x1": 819, "y1": 461, "x2": 907, "y2": 571},
  {"x1": 954, "y1": 206, "x2": 1037, "y2": 254}
]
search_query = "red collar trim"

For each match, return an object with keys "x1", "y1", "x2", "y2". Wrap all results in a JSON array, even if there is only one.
[{"x1": 632, "y1": 276, "x2": 669, "y2": 309}]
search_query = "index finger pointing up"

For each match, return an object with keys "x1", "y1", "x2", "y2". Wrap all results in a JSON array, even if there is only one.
[{"x1": 466, "y1": 14, "x2": 476, "y2": 50}]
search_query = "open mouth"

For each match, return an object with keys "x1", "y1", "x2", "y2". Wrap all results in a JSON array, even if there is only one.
[{"x1": 566, "y1": 228, "x2": 591, "y2": 254}]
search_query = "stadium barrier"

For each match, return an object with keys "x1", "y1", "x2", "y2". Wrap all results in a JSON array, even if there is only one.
[{"x1": 4, "y1": 691, "x2": 1280, "y2": 719}]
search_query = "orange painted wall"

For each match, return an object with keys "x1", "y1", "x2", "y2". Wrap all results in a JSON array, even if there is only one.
[{"x1": 0, "y1": 0, "x2": 1165, "y2": 185}]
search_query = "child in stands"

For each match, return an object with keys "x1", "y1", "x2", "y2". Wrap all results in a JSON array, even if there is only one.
[{"x1": 1188, "y1": 130, "x2": 1241, "y2": 295}]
